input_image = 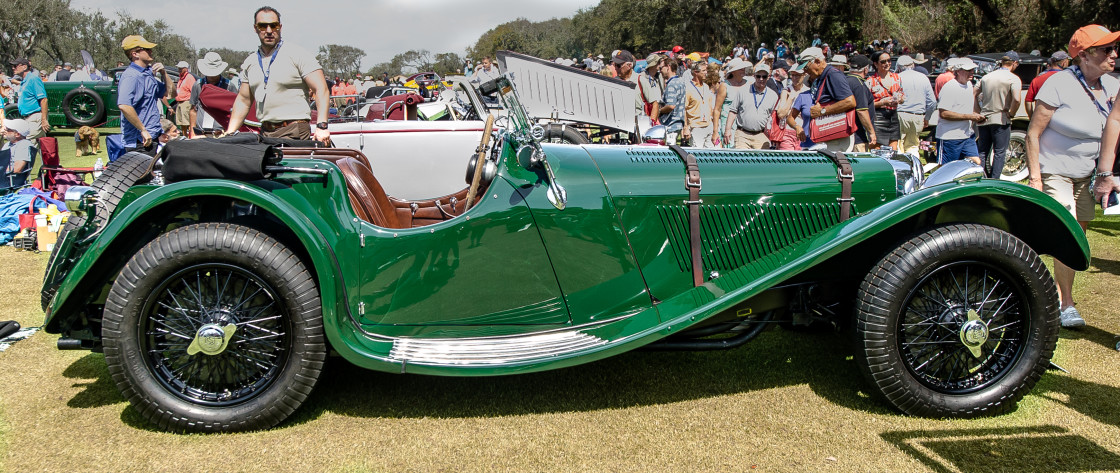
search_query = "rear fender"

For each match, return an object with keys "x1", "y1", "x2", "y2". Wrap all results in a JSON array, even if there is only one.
[{"x1": 44, "y1": 180, "x2": 353, "y2": 348}]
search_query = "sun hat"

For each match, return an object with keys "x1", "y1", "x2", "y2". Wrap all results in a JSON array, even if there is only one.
[
  {"x1": 828, "y1": 55, "x2": 848, "y2": 67},
  {"x1": 121, "y1": 35, "x2": 157, "y2": 50},
  {"x1": 724, "y1": 57, "x2": 750, "y2": 76},
  {"x1": 3, "y1": 119, "x2": 31, "y2": 138},
  {"x1": 645, "y1": 53, "x2": 664, "y2": 69},
  {"x1": 197, "y1": 52, "x2": 228, "y2": 77},
  {"x1": 896, "y1": 55, "x2": 915, "y2": 67},
  {"x1": 1069, "y1": 24, "x2": 1120, "y2": 57}
]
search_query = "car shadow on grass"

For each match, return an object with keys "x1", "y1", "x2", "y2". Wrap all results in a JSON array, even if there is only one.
[
  {"x1": 881, "y1": 425, "x2": 1120, "y2": 473},
  {"x1": 285, "y1": 327, "x2": 893, "y2": 427}
]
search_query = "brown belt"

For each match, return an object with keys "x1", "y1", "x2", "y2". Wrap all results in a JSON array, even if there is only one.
[
  {"x1": 260, "y1": 119, "x2": 309, "y2": 132},
  {"x1": 669, "y1": 144, "x2": 705, "y2": 287}
]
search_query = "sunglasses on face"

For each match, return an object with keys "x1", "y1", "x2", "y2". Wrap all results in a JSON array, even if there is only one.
[
  {"x1": 256, "y1": 22, "x2": 281, "y2": 31},
  {"x1": 755, "y1": 74, "x2": 769, "y2": 79},
  {"x1": 1091, "y1": 45, "x2": 1117, "y2": 55},
  {"x1": 878, "y1": 60, "x2": 890, "y2": 64}
]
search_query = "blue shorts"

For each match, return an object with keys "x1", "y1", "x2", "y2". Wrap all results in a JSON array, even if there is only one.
[{"x1": 938, "y1": 138, "x2": 979, "y2": 164}]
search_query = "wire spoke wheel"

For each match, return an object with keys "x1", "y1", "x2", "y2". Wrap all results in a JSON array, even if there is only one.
[
  {"x1": 855, "y1": 224, "x2": 1058, "y2": 417},
  {"x1": 103, "y1": 223, "x2": 324, "y2": 432},
  {"x1": 899, "y1": 261, "x2": 1026, "y2": 394},
  {"x1": 69, "y1": 94, "x2": 98, "y2": 121},
  {"x1": 142, "y1": 263, "x2": 291, "y2": 406}
]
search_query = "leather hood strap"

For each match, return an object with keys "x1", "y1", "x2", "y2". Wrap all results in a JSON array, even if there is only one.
[
  {"x1": 816, "y1": 149, "x2": 854, "y2": 222},
  {"x1": 669, "y1": 144, "x2": 704, "y2": 287}
]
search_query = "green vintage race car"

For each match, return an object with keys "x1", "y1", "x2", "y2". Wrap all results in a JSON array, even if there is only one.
[
  {"x1": 4, "y1": 67, "x2": 130, "y2": 128},
  {"x1": 40, "y1": 76, "x2": 1089, "y2": 432}
]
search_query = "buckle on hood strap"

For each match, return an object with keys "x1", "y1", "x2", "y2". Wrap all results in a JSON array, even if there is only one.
[
  {"x1": 816, "y1": 150, "x2": 854, "y2": 222},
  {"x1": 669, "y1": 144, "x2": 704, "y2": 287}
]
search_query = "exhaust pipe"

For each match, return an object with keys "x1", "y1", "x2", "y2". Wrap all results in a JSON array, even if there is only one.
[{"x1": 57, "y1": 338, "x2": 85, "y2": 350}]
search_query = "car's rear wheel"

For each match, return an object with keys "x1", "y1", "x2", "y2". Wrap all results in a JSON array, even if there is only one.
[
  {"x1": 102, "y1": 223, "x2": 325, "y2": 432},
  {"x1": 62, "y1": 88, "x2": 106, "y2": 127},
  {"x1": 855, "y1": 224, "x2": 1058, "y2": 417},
  {"x1": 1000, "y1": 129, "x2": 1028, "y2": 182}
]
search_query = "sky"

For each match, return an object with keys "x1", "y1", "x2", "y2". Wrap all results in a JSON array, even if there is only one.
[{"x1": 67, "y1": 0, "x2": 602, "y2": 68}]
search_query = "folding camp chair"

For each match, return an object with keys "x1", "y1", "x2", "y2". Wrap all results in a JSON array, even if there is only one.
[{"x1": 36, "y1": 136, "x2": 95, "y2": 194}]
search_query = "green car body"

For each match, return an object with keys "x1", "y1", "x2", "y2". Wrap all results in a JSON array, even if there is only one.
[
  {"x1": 40, "y1": 77, "x2": 1090, "y2": 432},
  {"x1": 40, "y1": 67, "x2": 126, "y2": 128}
]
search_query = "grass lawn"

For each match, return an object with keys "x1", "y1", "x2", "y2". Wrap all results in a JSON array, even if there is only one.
[{"x1": 1, "y1": 143, "x2": 1119, "y2": 471}]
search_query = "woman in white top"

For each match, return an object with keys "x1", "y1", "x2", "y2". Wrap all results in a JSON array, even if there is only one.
[{"x1": 1026, "y1": 24, "x2": 1119, "y2": 328}]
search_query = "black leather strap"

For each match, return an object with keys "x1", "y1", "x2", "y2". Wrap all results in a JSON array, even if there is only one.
[
  {"x1": 816, "y1": 149, "x2": 854, "y2": 222},
  {"x1": 669, "y1": 144, "x2": 704, "y2": 287}
]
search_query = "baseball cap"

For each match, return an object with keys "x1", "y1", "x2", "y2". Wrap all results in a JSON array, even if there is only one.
[
  {"x1": 956, "y1": 58, "x2": 978, "y2": 71},
  {"x1": 686, "y1": 52, "x2": 702, "y2": 62},
  {"x1": 1069, "y1": 25, "x2": 1120, "y2": 57},
  {"x1": 849, "y1": 54, "x2": 874, "y2": 70},
  {"x1": 1050, "y1": 50, "x2": 1071, "y2": 61},
  {"x1": 793, "y1": 47, "x2": 826, "y2": 71},
  {"x1": 121, "y1": 35, "x2": 157, "y2": 50},
  {"x1": 672, "y1": 45, "x2": 684, "y2": 53},
  {"x1": 175, "y1": 61, "x2": 190, "y2": 69},
  {"x1": 612, "y1": 50, "x2": 635, "y2": 65},
  {"x1": 3, "y1": 119, "x2": 31, "y2": 138},
  {"x1": 754, "y1": 63, "x2": 771, "y2": 75},
  {"x1": 8, "y1": 58, "x2": 30, "y2": 66},
  {"x1": 1001, "y1": 50, "x2": 1020, "y2": 62},
  {"x1": 896, "y1": 55, "x2": 915, "y2": 67}
]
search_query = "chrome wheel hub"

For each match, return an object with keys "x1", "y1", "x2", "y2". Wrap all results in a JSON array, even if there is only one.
[
  {"x1": 187, "y1": 323, "x2": 237, "y2": 356},
  {"x1": 959, "y1": 309, "x2": 988, "y2": 358}
]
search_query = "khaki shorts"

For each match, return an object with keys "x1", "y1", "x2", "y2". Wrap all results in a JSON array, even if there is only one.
[
  {"x1": 24, "y1": 112, "x2": 46, "y2": 140},
  {"x1": 899, "y1": 112, "x2": 924, "y2": 155},
  {"x1": 174, "y1": 102, "x2": 192, "y2": 126},
  {"x1": 1042, "y1": 173, "x2": 1095, "y2": 222},
  {"x1": 734, "y1": 129, "x2": 770, "y2": 150}
]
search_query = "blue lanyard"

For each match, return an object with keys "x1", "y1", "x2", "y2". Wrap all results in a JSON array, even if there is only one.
[
  {"x1": 751, "y1": 85, "x2": 767, "y2": 109},
  {"x1": 257, "y1": 40, "x2": 283, "y2": 86},
  {"x1": 1070, "y1": 65, "x2": 1112, "y2": 118}
]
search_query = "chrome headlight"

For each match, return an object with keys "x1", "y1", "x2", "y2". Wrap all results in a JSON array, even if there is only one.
[
  {"x1": 921, "y1": 160, "x2": 985, "y2": 189},
  {"x1": 63, "y1": 186, "x2": 97, "y2": 218},
  {"x1": 879, "y1": 149, "x2": 924, "y2": 195}
]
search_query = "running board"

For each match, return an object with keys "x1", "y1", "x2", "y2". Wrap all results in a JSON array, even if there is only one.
[{"x1": 389, "y1": 330, "x2": 608, "y2": 366}]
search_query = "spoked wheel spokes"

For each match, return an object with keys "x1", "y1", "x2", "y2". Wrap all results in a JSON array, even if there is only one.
[
  {"x1": 899, "y1": 262, "x2": 1026, "y2": 394},
  {"x1": 142, "y1": 263, "x2": 291, "y2": 406}
]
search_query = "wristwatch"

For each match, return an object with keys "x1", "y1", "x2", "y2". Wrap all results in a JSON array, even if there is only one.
[{"x1": 316, "y1": 122, "x2": 328, "y2": 130}]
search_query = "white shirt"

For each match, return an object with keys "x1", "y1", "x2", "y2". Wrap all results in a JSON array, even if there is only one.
[
  {"x1": 1035, "y1": 69, "x2": 1120, "y2": 177},
  {"x1": 936, "y1": 79, "x2": 976, "y2": 140}
]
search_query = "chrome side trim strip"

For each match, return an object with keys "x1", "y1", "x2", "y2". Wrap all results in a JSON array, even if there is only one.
[{"x1": 389, "y1": 330, "x2": 608, "y2": 365}]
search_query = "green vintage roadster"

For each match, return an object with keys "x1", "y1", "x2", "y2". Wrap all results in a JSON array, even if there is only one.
[{"x1": 40, "y1": 76, "x2": 1089, "y2": 432}]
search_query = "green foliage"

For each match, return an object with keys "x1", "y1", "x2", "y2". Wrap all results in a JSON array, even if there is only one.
[{"x1": 316, "y1": 44, "x2": 366, "y2": 79}]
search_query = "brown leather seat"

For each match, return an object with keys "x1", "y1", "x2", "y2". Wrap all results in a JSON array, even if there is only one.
[{"x1": 331, "y1": 157, "x2": 403, "y2": 229}]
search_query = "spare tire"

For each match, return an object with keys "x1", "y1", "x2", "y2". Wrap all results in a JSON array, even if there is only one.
[
  {"x1": 3, "y1": 104, "x2": 19, "y2": 120},
  {"x1": 92, "y1": 152, "x2": 154, "y2": 225},
  {"x1": 62, "y1": 88, "x2": 106, "y2": 127},
  {"x1": 541, "y1": 124, "x2": 589, "y2": 144}
]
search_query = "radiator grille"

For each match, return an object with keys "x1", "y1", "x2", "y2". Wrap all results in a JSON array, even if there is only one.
[{"x1": 657, "y1": 202, "x2": 844, "y2": 273}]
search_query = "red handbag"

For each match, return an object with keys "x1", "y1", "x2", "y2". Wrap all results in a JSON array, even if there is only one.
[
  {"x1": 18, "y1": 196, "x2": 44, "y2": 230},
  {"x1": 765, "y1": 110, "x2": 786, "y2": 143},
  {"x1": 808, "y1": 75, "x2": 857, "y2": 143}
]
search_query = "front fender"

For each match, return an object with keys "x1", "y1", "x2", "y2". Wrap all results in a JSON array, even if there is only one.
[{"x1": 44, "y1": 179, "x2": 353, "y2": 339}]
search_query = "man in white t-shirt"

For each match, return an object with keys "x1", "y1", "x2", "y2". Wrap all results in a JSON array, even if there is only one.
[
  {"x1": 976, "y1": 51, "x2": 1022, "y2": 178},
  {"x1": 935, "y1": 58, "x2": 986, "y2": 164},
  {"x1": 224, "y1": 6, "x2": 331, "y2": 142}
]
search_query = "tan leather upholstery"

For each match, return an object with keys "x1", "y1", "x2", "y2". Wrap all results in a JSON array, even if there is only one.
[{"x1": 332, "y1": 157, "x2": 402, "y2": 229}]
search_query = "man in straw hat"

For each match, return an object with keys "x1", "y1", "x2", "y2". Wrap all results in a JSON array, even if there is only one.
[
  {"x1": 190, "y1": 52, "x2": 231, "y2": 138},
  {"x1": 118, "y1": 34, "x2": 174, "y2": 155}
]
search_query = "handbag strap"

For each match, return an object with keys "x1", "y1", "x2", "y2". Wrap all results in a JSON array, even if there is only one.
[
  {"x1": 814, "y1": 73, "x2": 828, "y2": 105},
  {"x1": 816, "y1": 150, "x2": 854, "y2": 222},
  {"x1": 669, "y1": 144, "x2": 704, "y2": 287},
  {"x1": 27, "y1": 195, "x2": 43, "y2": 214}
]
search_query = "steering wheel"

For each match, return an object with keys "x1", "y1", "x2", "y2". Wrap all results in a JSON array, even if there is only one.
[{"x1": 465, "y1": 114, "x2": 496, "y2": 209}]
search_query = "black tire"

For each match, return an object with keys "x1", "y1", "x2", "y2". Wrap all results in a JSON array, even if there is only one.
[
  {"x1": 855, "y1": 224, "x2": 1058, "y2": 417},
  {"x1": 102, "y1": 223, "x2": 324, "y2": 432},
  {"x1": 62, "y1": 88, "x2": 106, "y2": 127},
  {"x1": 541, "y1": 124, "x2": 589, "y2": 144},
  {"x1": 91, "y1": 152, "x2": 153, "y2": 225}
]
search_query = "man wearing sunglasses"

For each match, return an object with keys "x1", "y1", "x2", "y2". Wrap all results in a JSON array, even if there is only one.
[
  {"x1": 723, "y1": 63, "x2": 779, "y2": 149},
  {"x1": 117, "y1": 35, "x2": 174, "y2": 156},
  {"x1": 225, "y1": 6, "x2": 331, "y2": 143}
]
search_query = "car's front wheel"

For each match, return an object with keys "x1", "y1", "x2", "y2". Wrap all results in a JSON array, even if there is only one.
[
  {"x1": 1000, "y1": 129, "x2": 1028, "y2": 182},
  {"x1": 855, "y1": 224, "x2": 1058, "y2": 417},
  {"x1": 102, "y1": 223, "x2": 325, "y2": 432}
]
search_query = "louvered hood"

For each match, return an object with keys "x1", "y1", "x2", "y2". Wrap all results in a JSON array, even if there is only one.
[{"x1": 583, "y1": 146, "x2": 898, "y2": 301}]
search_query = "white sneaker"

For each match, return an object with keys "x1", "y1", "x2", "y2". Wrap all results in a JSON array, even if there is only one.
[{"x1": 1060, "y1": 306, "x2": 1085, "y2": 328}]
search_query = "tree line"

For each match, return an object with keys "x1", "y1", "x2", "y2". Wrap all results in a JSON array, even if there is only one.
[{"x1": 4, "y1": 0, "x2": 1117, "y2": 81}]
